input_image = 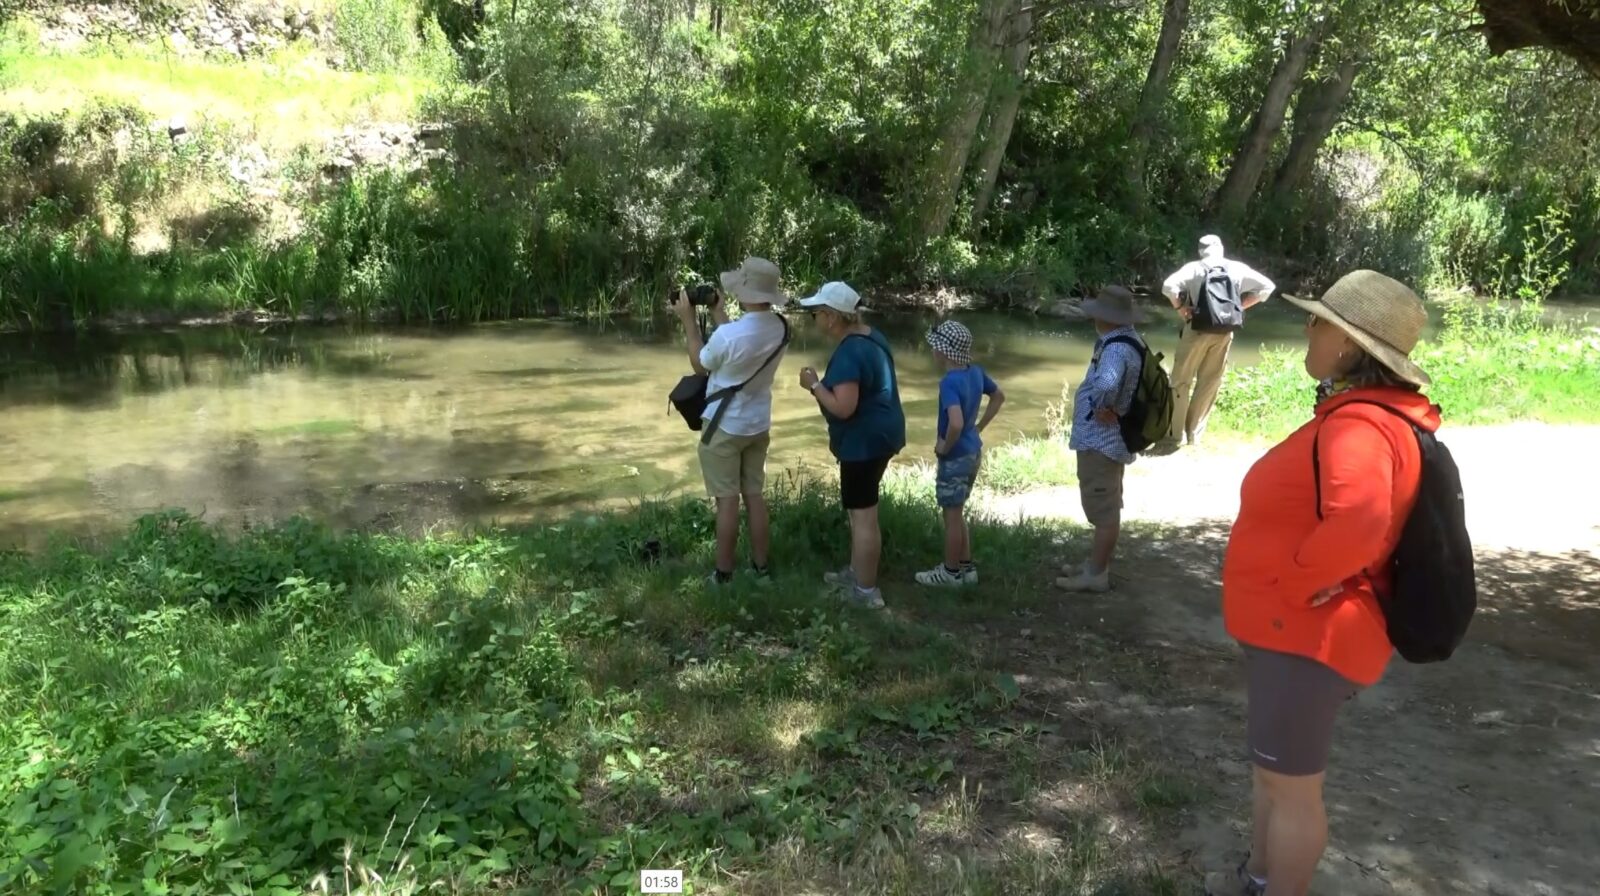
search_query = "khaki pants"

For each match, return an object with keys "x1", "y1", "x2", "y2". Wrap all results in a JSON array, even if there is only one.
[{"x1": 1169, "y1": 325, "x2": 1234, "y2": 444}]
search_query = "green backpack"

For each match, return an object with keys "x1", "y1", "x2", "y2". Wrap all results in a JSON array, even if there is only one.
[{"x1": 1102, "y1": 335, "x2": 1174, "y2": 453}]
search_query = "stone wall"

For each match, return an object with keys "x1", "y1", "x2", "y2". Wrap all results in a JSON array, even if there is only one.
[{"x1": 30, "y1": 1, "x2": 329, "y2": 59}]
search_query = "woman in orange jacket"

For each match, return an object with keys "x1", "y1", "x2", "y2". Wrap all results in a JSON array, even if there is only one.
[{"x1": 1206, "y1": 271, "x2": 1441, "y2": 896}]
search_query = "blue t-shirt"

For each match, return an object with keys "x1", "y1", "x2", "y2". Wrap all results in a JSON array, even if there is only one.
[
  {"x1": 821, "y1": 329, "x2": 907, "y2": 462},
  {"x1": 937, "y1": 365, "x2": 999, "y2": 459}
]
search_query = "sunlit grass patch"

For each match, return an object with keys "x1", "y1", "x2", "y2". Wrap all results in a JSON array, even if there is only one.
[{"x1": 0, "y1": 42, "x2": 435, "y2": 154}]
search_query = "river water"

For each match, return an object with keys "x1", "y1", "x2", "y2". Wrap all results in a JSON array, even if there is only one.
[{"x1": 0, "y1": 303, "x2": 1443, "y2": 547}]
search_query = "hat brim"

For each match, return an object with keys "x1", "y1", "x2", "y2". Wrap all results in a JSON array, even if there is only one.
[
  {"x1": 719, "y1": 269, "x2": 788, "y2": 307},
  {"x1": 1079, "y1": 297, "x2": 1143, "y2": 326},
  {"x1": 1283, "y1": 293, "x2": 1432, "y2": 386},
  {"x1": 798, "y1": 295, "x2": 862, "y2": 314}
]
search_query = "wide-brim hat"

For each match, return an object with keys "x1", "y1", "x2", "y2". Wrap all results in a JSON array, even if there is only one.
[
  {"x1": 926, "y1": 320, "x2": 974, "y2": 365},
  {"x1": 719, "y1": 256, "x2": 788, "y2": 307},
  {"x1": 1079, "y1": 285, "x2": 1144, "y2": 326},
  {"x1": 1284, "y1": 269, "x2": 1431, "y2": 386}
]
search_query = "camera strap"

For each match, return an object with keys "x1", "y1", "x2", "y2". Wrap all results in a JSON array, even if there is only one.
[{"x1": 700, "y1": 314, "x2": 790, "y2": 445}]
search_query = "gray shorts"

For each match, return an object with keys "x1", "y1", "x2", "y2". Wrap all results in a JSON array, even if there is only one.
[{"x1": 1244, "y1": 646, "x2": 1360, "y2": 776}]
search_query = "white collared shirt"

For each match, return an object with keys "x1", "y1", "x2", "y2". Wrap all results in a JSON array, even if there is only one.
[
  {"x1": 1162, "y1": 255, "x2": 1276, "y2": 306},
  {"x1": 699, "y1": 311, "x2": 788, "y2": 436}
]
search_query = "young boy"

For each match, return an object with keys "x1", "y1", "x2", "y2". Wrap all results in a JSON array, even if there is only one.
[
  {"x1": 916, "y1": 320, "x2": 1005, "y2": 587},
  {"x1": 1058, "y1": 285, "x2": 1143, "y2": 593}
]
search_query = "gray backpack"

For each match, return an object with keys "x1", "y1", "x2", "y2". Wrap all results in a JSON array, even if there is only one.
[{"x1": 1192, "y1": 263, "x2": 1244, "y2": 332}]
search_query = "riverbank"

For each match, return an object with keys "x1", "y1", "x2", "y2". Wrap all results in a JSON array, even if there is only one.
[
  {"x1": 4, "y1": 423, "x2": 1597, "y2": 894},
  {"x1": 6, "y1": 2, "x2": 1598, "y2": 335}
]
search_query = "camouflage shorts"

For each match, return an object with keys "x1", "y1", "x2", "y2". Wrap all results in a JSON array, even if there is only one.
[{"x1": 935, "y1": 452, "x2": 982, "y2": 508}]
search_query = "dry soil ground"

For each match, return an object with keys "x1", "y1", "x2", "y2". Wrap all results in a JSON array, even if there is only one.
[{"x1": 979, "y1": 424, "x2": 1600, "y2": 895}]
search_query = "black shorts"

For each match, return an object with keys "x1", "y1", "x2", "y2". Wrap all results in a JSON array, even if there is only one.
[{"x1": 839, "y1": 456, "x2": 892, "y2": 510}]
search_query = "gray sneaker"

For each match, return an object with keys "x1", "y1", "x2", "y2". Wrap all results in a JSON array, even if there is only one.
[
  {"x1": 823, "y1": 566, "x2": 856, "y2": 589},
  {"x1": 840, "y1": 586, "x2": 885, "y2": 610},
  {"x1": 1204, "y1": 859, "x2": 1265, "y2": 896}
]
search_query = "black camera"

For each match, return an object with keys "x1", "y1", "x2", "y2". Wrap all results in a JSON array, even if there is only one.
[{"x1": 670, "y1": 283, "x2": 719, "y2": 307}]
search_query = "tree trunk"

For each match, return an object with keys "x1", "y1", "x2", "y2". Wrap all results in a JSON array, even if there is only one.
[
  {"x1": 1124, "y1": 0, "x2": 1191, "y2": 209},
  {"x1": 1211, "y1": 29, "x2": 1323, "y2": 223},
  {"x1": 1270, "y1": 57, "x2": 1360, "y2": 200},
  {"x1": 971, "y1": 2, "x2": 1033, "y2": 228},
  {"x1": 918, "y1": 0, "x2": 1012, "y2": 245}
]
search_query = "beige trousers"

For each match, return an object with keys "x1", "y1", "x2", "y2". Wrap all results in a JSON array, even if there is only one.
[{"x1": 1169, "y1": 325, "x2": 1234, "y2": 444}]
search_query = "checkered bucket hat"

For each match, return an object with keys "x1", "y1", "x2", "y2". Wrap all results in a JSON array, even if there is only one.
[{"x1": 926, "y1": 320, "x2": 974, "y2": 366}]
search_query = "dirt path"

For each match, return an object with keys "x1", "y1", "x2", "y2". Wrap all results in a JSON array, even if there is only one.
[{"x1": 984, "y1": 424, "x2": 1600, "y2": 895}]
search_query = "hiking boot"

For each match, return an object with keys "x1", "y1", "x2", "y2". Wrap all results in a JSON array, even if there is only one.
[
  {"x1": 914, "y1": 564, "x2": 969, "y2": 587},
  {"x1": 1055, "y1": 567, "x2": 1111, "y2": 593},
  {"x1": 840, "y1": 586, "x2": 885, "y2": 610},
  {"x1": 1204, "y1": 859, "x2": 1265, "y2": 896}
]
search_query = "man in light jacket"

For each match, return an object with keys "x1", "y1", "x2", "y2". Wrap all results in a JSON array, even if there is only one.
[{"x1": 1159, "y1": 235, "x2": 1275, "y2": 450}]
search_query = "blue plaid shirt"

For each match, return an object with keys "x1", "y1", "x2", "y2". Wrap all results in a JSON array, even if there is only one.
[{"x1": 1067, "y1": 326, "x2": 1142, "y2": 464}]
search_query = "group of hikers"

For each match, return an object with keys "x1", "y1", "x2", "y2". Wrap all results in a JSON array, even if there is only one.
[{"x1": 669, "y1": 239, "x2": 1467, "y2": 896}]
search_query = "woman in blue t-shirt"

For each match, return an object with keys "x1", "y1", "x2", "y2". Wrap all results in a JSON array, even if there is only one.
[{"x1": 797, "y1": 282, "x2": 907, "y2": 610}]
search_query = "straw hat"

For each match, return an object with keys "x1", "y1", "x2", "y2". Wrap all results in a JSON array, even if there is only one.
[
  {"x1": 719, "y1": 257, "x2": 788, "y2": 307},
  {"x1": 1079, "y1": 285, "x2": 1144, "y2": 326},
  {"x1": 1284, "y1": 270, "x2": 1431, "y2": 386}
]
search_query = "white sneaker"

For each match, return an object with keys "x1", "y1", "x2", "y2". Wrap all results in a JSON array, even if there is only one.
[
  {"x1": 1055, "y1": 568, "x2": 1111, "y2": 593},
  {"x1": 962, "y1": 565, "x2": 979, "y2": 585},
  {"x1": 915, "y1": 564, "x2": 968, "y2": 587}
]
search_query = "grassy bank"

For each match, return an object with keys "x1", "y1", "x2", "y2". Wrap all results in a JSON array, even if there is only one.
[
  {"x1": 0, "y1": 479, "x2": 1188, "y2": 895},
  {"x1": 1214, "y1": 300, "x2": 1600, "y2": 436},
  {"x1": 0, "y1": 43, "x2": 434, "y2": 154}
]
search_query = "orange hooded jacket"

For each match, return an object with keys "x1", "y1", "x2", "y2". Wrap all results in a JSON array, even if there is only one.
[{"x1": 1222, "y1": 387, "x2": 1443, "y2": 686}]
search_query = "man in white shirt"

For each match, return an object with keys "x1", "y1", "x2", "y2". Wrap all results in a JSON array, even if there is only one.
[
  {"x1": 672, "y1": 256, "x2": 789, "y2": 584},
  {"x1": 1159, "y1": 235, "x2": 1276, "y2": 450}
]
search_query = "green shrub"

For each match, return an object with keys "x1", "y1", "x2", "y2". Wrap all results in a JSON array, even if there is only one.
[{"x1": 334, "y1": 0, "x2": 456, "y2": 79}]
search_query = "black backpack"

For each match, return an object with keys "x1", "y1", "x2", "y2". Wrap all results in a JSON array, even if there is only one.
[
  {"x1": 1192, "y1": 263, "x2": 1244, "y2": 333},
  {"x1": 1099, "y1": 335, "x2": 1175, "y2": 454},
  {"x1": 1313, "y1": 400, "x2": 1476, "y2": 663},
  {"x1": 668, "y1": 316, "x2": 790, "y2": 444}
]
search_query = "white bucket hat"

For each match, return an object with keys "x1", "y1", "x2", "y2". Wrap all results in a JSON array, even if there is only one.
[
  {"x1": 799, "y1": 281, "x2": 864, "y2": 315},
  {"x1": 719, "y1": 257, "x2": 788, "y2": 307}
]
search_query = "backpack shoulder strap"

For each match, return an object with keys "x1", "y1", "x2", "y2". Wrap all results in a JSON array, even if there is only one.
[
  {"x1": 1100, "y1": 335, "x2": 1147, "y2": 374},
  {"x1": 1311, "y1": 399, "x2": 1426, "y2": 520},
  {"x1": 843, "y1": 330, "x2": 898, "y2": 386}
]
